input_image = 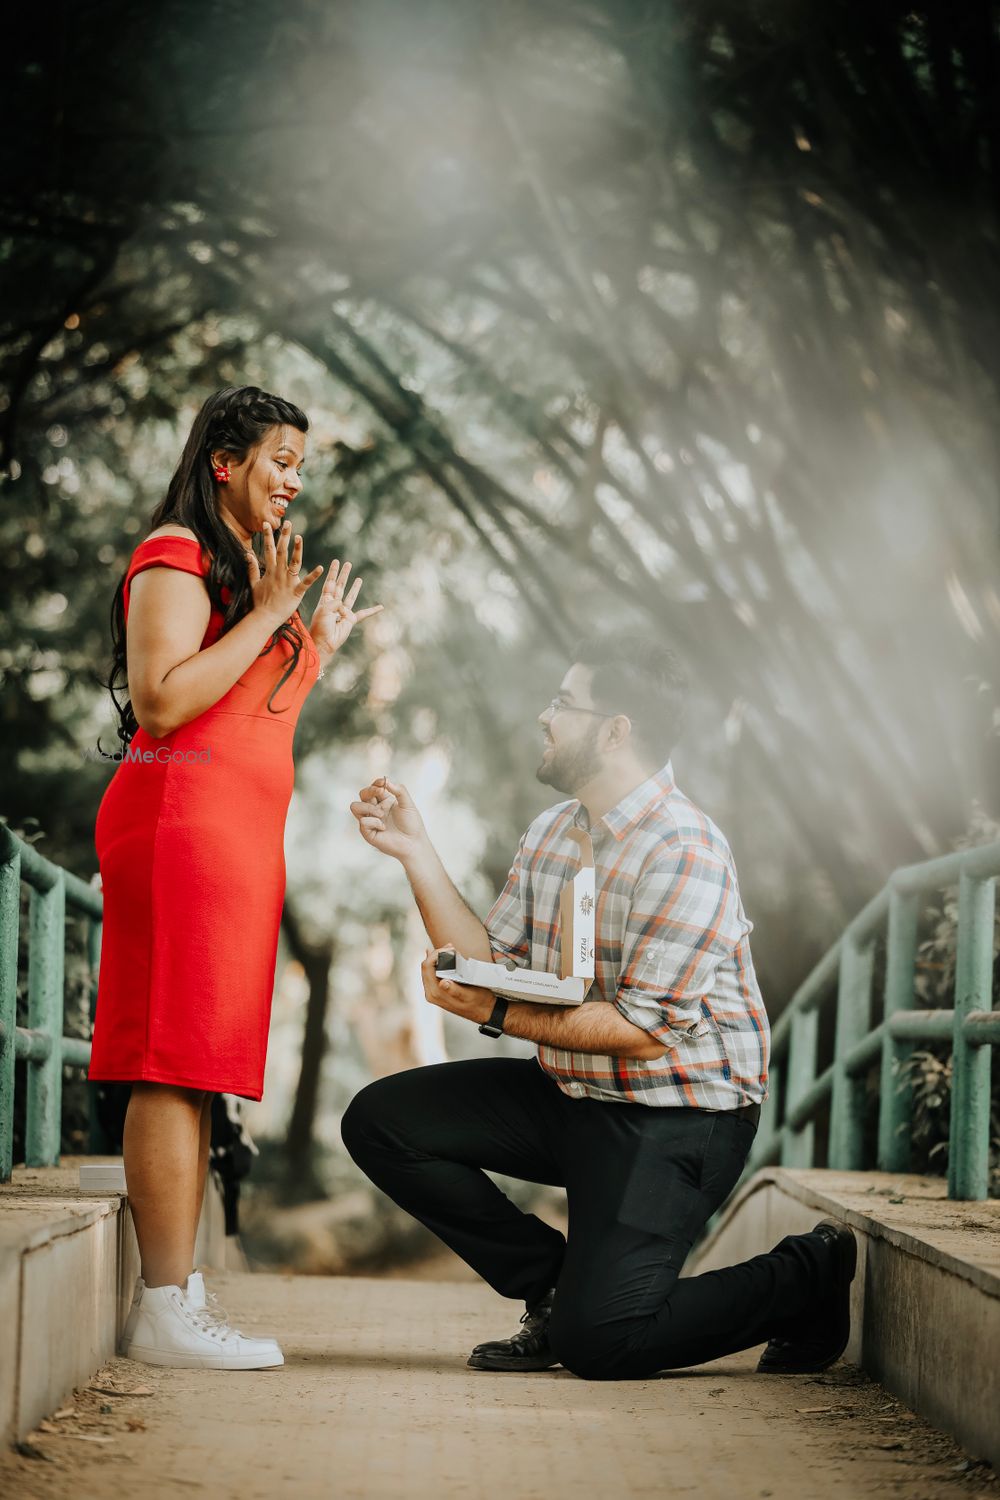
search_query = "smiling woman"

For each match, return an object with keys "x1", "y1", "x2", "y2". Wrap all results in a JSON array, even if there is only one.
[
  {"x1": 88, "y1": 385, "x2": 383, "y2": 1371},
  {"x1": 104, "y1": 387, "x2": 321, "y2": 743}
]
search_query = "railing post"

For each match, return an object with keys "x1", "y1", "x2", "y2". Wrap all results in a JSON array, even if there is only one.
[
  {"x1": 829, "y1": 936, "x2": 874, "y2": 1170},
  {"x1": 948, "y1": 870, "x2": 995, "y2": 1200},
  {"x1": 878, "y1": 889, "x2": 919, "y2": 1171},
  {"x1": 25, "y1": 872, "x2": 65, "y2": 1167},
  {"x1": 753, "y1": 1059, "x2": 780, "y2": 1166},
  {"x1": 0, "y1": 840, "x2": 21, "y2": 1183},
  {"x1": 86, "y1": 906, "x2": 109, "y2": 1152},
  {"x1": 781, "y1": 1009, "x2": 818, "y2": 1167}
]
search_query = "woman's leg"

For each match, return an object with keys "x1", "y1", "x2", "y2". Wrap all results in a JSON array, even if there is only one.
[
  {"x1": 192, "y1": 1093, "x2": 213, "y2": 1239},
  {"x1": 123, "y1": 1083, "x2": 207, "y2": 1288}
]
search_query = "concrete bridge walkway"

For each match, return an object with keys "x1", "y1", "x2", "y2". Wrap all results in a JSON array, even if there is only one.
[{"x1": 1, "y1": 1273, "x2": 995, "y2": 1500}]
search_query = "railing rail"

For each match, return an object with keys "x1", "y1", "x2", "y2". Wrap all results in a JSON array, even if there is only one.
[
  {"x1": 2, "y1": 822, "x2": 998, "y2": 1198},
  {"x1": 0, "y1": 825, "x2": 102, "y2": 1182},
  {"x1": 749, "y1": 840, "x2": 1000, "y2": 1199}
]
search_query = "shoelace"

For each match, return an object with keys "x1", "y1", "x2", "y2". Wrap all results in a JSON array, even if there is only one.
[
  {"x1": 519, "y1": 1302, "x2": 549, "y2": 1329},
  {"x1": 184, "y1": 1292, "x2": 242, "y2": 1344},
  {"x1": 512, "y1": 1308, "x2": 545, "y2": 1347}
]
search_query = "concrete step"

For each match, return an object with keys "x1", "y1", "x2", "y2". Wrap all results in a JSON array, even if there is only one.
[
  {"x1": 690, "y1": 1167, "x2": 1000, "y2": 1469},
  {"x1": 0, "y1": 1158, "x2": 230, "y2": 1443}
]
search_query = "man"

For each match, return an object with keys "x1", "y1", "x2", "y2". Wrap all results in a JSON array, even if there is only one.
[{"x1": 342, "y1": 633, "x2": 856, "y2": 1380}]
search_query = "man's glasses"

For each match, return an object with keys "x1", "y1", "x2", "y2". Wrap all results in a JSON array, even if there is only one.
[{"x1": 544, "y1": 697, "x2": 615, "y2": 719}]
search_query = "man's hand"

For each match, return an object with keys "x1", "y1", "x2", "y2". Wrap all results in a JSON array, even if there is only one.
[
  {"x1": 350, "y1": 782, "x2": 496, "y2": 961},
  {"x1": 420, "y1": 947, "x2": 495, "y2": 1025},
  {"x1": 350, "y1": 777, "x2": 428, "y2": 862}
]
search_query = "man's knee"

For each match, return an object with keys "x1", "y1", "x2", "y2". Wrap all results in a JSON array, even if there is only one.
[
  {"x1": 340, "y1": 1076, "x2": 404, "y2": 1164},
  {"x1": 548, "y1": 1307, "x2": 649, "y2": 1382}
]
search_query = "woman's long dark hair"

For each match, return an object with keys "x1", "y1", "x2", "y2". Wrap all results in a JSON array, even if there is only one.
[{"x1": 104, "y1": 385, "x2": 310, "y2": 749}]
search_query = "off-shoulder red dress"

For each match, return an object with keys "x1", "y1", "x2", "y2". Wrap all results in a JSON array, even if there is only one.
[{"x1": 88, "y1": 535, "x2": 320, "y2": 1099}]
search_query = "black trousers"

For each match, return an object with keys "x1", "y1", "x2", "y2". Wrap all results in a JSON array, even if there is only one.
[{"x1": 341, "y1": 1058, "x2": 834, "y2": 1380}]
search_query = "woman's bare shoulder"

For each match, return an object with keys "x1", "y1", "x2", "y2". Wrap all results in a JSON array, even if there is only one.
[{"x1": 143, "y1": 524, "x2": 200, "y2": 543}]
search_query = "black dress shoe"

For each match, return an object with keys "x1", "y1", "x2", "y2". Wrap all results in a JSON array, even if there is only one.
[
  {"x1": 756, "y1": 1220, "x2": 858, "y2": 1375},
  {"x1": 467, "y1": 1289, "x2": 558, "y2": 1372}
]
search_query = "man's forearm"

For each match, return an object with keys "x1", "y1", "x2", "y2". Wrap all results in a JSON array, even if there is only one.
[
  {"x1": 500, "y1": 999, "x2": 665, "y2": 1061},
  {"x1": 404, "y1": 841, "x2": 494, "y2": 960}
]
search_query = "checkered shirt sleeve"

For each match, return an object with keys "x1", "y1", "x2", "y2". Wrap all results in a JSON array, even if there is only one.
[{"x1": 613, "y1": 843, "x2": 750, "y2": 1044}]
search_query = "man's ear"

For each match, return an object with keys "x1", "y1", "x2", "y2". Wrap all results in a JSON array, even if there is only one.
[{"x1": 607, "y1": 713, "x2": 633, "y2": 750}]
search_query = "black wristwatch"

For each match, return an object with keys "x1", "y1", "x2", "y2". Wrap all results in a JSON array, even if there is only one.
[{"x1": 478, "y1": 995, "x2": 509, "y2": 1039}]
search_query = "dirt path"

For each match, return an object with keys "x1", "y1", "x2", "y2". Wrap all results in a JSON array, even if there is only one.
[{"x1": 3, "y1": 1273, "x2": 996, "y2": 1500}]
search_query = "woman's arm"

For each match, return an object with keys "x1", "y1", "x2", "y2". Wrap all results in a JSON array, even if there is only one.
[{"x1": 128, "y1": 521, "x2": 321, "y2": 738}]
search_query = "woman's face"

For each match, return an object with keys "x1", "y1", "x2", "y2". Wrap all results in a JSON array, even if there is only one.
[{"x1": 213, "y1": 424, "x2": 306, "y2": 540}]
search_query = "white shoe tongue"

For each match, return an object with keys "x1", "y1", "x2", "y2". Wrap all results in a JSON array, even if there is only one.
[{"x1": 185, "y1": 1270, "x2": 206, "y2": 1309}]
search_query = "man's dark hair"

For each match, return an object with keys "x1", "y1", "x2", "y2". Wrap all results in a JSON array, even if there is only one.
[{"x1": 571, "y1": 631, "x2": 688, "y2": 762}]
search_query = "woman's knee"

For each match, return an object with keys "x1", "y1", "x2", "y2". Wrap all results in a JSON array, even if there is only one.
[{"x1": 129, "y1": 1081, "x2": 206, "y2": 1108}]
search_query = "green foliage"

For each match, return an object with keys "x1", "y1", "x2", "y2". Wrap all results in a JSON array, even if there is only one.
[{"x1": 4, "y1": 2, "x2": 1000, "y2": 1167}]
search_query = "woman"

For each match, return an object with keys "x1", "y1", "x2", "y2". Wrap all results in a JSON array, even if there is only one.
[{"x1": 89, "y1": 385, "x2": 382, "y2": 1368}]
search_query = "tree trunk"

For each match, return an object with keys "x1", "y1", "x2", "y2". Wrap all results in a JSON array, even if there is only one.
[{"x1": 282, "y1": 901, "x2": 336, "y2": 1179}]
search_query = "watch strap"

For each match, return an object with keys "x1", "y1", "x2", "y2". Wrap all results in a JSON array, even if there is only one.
[{"x1": 478, "y1": 994, "x2": 509, "y2": 1038}]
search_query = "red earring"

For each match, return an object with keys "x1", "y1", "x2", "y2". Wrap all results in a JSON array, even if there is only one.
[{"x1": 213, "y1": 463, "x2": 230, "y2": 483}]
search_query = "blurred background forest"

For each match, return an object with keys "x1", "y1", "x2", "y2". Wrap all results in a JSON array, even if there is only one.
[{"x1": 3, "y1": 0, "x2": 1000, "y2": 1261}]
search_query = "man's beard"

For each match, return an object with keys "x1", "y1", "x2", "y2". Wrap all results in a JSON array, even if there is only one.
[{"x1": 536, "y1": 722, "x2": 603, "y2": 796}]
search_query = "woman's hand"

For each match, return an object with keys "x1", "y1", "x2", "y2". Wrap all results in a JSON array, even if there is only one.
[
  {"x1": 309, "y1": 559, "x2": 384, "y2": 660},
  {"x1": 247, "y1": 521, "x2": 324, "y2": 626}
]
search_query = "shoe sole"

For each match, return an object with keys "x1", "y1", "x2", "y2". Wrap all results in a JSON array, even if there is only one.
[
  {"x1": 757, "y1": 1220, "x2": 857, "y2": 1375},
  {"x1": 467, "y1": 1353, "x2": 560, "y2": 1372},
  {"x1": 125, "y1": 1344, "x2": 284, "y2": 1370}
]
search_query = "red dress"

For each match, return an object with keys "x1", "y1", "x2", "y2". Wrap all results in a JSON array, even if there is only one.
[{"x1": 89, "y1": 535, "x2": 320, "y2": 1099}]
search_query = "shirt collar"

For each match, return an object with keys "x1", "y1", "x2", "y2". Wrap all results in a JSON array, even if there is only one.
[{"x1": 571, "y1": 761, "x2": 675, "y2": 841}]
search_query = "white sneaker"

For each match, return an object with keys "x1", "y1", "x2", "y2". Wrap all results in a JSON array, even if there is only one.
[
  {"x1": 119, "y1": 1275, "x2": 146, "y2": 1355},
  {"x1": 121, "y1": 1271, "x2": 197, "y2": 1354},
  {"x1": 124, "y1": 1283, "x2": 284, "y2": 1370},
  {"x1": 119, "y1": 1271, "x2": 211, "y2": 1356},
  {"x1": 183, "y1": 1271, "x2": 283, "y2": 1362}
]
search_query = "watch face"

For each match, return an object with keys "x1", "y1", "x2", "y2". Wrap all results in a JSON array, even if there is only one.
[{"x1": 480, "y1": 997, "x2": 507, "y2": 1038}]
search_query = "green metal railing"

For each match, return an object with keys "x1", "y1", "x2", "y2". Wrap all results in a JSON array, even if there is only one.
[
  {"x1": 748, "y1": 839, "x2": 1000, "y2": 1199},
  {"x1": 0, "y1": 825, "x2": 102, "y2": 1182}
]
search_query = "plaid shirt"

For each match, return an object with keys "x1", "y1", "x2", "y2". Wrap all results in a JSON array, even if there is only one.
[{"x1": 485, "y1": 762, "x2": 770, "y2": 1109}]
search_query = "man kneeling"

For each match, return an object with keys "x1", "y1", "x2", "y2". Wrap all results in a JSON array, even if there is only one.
[{"x1": 342, "y1": 632, "x2": 856, "y2": 1381}]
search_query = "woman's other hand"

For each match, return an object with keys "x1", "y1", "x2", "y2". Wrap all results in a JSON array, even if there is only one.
[
  {"x1": 247, "y1": 520, "x2": 324, "y2": 626},
  {"x1": 308, "y1": 559, "x2": 384, "y2": 659}
]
